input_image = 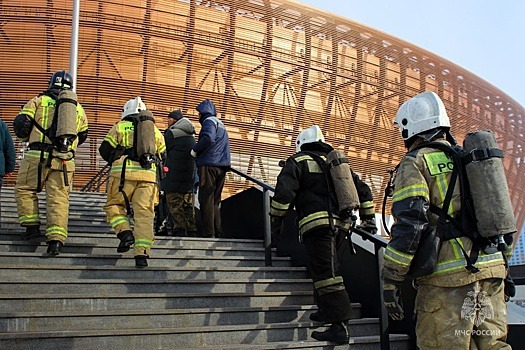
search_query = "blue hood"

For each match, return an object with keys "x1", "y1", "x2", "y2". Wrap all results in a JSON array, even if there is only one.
[{"x1": 196, "y1": 99, "x2": 217, "y2": 122}]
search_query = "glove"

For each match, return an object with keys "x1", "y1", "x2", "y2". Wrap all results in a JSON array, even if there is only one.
[
  {"x1": 504, "y1": 274, "x2": 516, "y2": 302},
  {"x1": 383, "y1": 283, "x2": 404, "y2": 321},
  {"x1": 358, "y1": 216, "x2": 378, "y2": 235},
  {"x1": 190, "y1": 149, "x2": 197, "y2": 158},
  {"x1": 270, "y1": 216, "x2": 284, "y2": 248}
]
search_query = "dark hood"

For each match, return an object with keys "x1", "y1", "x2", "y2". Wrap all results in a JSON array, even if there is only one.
[{"x1": 196, "y1": 99, "x2": 217, "y2": 123}]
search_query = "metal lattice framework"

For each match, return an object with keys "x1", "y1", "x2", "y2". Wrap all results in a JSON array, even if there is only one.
[{"x1": 1, "y1": 0, "x2": 524, "y2": 234}]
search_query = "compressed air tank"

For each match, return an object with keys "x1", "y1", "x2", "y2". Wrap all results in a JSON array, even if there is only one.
[
  {"x1": 326, "y1": 149, "x2": 360, "y2": 218},
  {"x1": 135, "y1": 109, "x2": 157, "y2": 165},
  {"x1": 463, "y1": 130, "x2": 517, "y2": 237},
  {"x1": 55, "y1": 90, "x2": 78, "y2": 151}
]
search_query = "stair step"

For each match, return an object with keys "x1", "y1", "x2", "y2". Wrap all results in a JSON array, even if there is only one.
[
  {"x1": 0, "y1": 233, "x2": 267, "y2": 249},
  {"x1": 0, "y1": 240, "x2": 274, "y2": 257},
  {"x1": 0, "y1": 264, "x2": 308, "y2": 281},
  {"x1": 0, "y1": 251, "x2": 292, "y2": 267},
  {"x1": 0, "y1": 278, "x2": 313, "y2": 294},
  {"x1": 0, "y1": 291, "x2": 313, "y2": 312},
  {"x1": 0, "y1": 304, "x2": 360, "y2": 331},
  {"x1": 0, "y1": 321, "x2": 396, "y2": 349}
]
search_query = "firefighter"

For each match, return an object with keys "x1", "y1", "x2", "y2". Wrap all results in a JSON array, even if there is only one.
[
  {"x1": 269, "y1": 125, "x2": 376, "y2": 345},
  {"x1": 12, "y1": 70, "x2": 88, "y2": 255},
  {"x1": 381, "y1": 91, "x2": 512, "y2": 349},
  {"x1": 99, "y1": 97, "x2": 166, "y2": 268}
]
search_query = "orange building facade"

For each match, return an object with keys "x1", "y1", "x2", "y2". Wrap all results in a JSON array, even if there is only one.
[{"x1": 1, "y1": 0, "x2": 524, "y2": 234}]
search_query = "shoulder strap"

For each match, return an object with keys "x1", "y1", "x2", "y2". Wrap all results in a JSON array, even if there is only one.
[
  {"x1": 411, "y1": 142, "x2": 480, "y2": 273},
  {"x1": 302, "y1": 151, "x2": 339, "y2": 233}
]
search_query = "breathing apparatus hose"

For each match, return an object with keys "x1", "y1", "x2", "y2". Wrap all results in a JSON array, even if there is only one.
[{"x1": 382, "y1": 166, "x2": 398, "y2": 236}]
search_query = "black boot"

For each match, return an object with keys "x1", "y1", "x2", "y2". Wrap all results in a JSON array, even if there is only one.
[
  {"x1": 135, "y1": 255, "x2": 148, "y2": 268},
  {"x1": 21, "y1": 226, "x2": 41, "y2": 241},
  {"x1": 117, "y1": 230, "x2": 134, "y2": 253},
  {"x1": 309, "y1": 310, "x2": 325, "y2": 323},
  {"x1": 311, "y1": 322, "x2": 349, "y2": 345},
  {"x1": 46, "y1": 240, "x2": 63, "y2": 255}
]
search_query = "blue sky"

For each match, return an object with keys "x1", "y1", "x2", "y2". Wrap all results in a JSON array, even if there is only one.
[{"x1": 299, "y1": 0, "x2": 525, "y2": 108}]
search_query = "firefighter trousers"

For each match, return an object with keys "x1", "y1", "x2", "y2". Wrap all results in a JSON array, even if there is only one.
[
  {"x1": 104, "y1": 177, "x2": 157, "y2": 257},
  {"x1": 303, "y1": 227, "x2": 352, "y2": 324},
  {"x1": 415, "y1": 279, "x2": 510, "y2": 350},
  {"x1": 15, "y1": 157, "x2": 73, "y2": 243}
]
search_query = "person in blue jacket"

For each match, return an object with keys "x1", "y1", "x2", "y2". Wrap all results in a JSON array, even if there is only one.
[
  {"x1": 191, "y1": 99, "x2": 231, "y2": 238},
  {"x1": 0, "y1": 117, "x2": 16, "y2": 230}
]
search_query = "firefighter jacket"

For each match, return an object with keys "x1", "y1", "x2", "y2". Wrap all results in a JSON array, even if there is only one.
[
  {"x1": 270, "y1": 141, "x2": 374, "y2": 241},
  {"x1": 99, "y1": 120, "x2": 166, "y2": 183},
  {"x1": 17, "y1": 93, "x2": 88, "y2": 169},
  {"x1": 162, "y1": 117, "x2": 196, "y2": 193},
  {"x1": 382, "y1": 137, "x2": 507, "y2": 288}
]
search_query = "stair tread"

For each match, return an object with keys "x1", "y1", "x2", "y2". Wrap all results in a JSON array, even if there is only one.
[
  {"x1": 0, "y1": 304, "x2": 323, "y2": 317},
  {"x1": 0, "y1": 263, "x2": 306, "y2": 272},
  {"x1": 0, "y1": 321, "x2": 383, "y2": 337}
]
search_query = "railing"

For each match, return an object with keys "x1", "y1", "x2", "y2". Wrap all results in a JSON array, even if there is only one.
[
  {"x1": 350, "y1": 225, "x2": 391, "y2": 350},
  {"x1": 228, "y1": 167, "x2": 275, "y2": 267},
  {"x1": 80, "y1": 165, "x2": 393, "y2": 349},
  {"x1": 81, "y1": 164, "x2": 110, "y2": 192}
]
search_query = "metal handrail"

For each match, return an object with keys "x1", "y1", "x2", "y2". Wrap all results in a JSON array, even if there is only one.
[
  {"x1": 228, "y1": 167, "x2": 275, "y2": 267},
  {"x1": 350, "y1": 226, "x2": 390, "y2": 350},
  {"x1": 81, "y1": 164, "x2": 110, "y2": 192}
]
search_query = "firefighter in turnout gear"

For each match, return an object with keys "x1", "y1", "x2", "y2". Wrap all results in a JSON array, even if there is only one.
[
  {"x1": 269, "y1": 125, "x2": 376, "y2": 345},
  {"x1": 99, "y1": 97, "x2": 166, "y2": 268},
  {"x1": 381, "y1": 91, "x2": 512, "y2": 349},
  {"x1": 13, "y1": 70, "x2": 88, "y2": 255}
]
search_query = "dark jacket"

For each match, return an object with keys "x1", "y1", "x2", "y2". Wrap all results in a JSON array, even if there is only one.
[
  {"x1": 270, "y1": 141, "x2": 373, "y2": 240},
  {"x1": 162, "y1": 117, "x2": 196, "y2": 193},
  {"x1": 193, "y1": 100, "x2": 231, "y2": 168},
  {"x1": 0, "y1": 119, "x2": 16, "y2": 177}
]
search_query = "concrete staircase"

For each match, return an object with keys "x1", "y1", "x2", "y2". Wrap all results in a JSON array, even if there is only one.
[{"x1": 0, "y1": 187, "x2": 410, "y2": 349}]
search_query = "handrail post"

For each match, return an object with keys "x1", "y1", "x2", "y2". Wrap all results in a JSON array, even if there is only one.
[
  {"x1": 376, "y1": 243, "x2": 390, "y2": 350},
  {"x1": 262, "y1": 188, "x2": 272, "y2": 266}
]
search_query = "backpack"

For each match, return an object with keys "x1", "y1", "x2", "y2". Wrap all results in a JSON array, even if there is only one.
[
  {"x1": 404, "y1": 130, "x2": 516, "y2": 273},
  {"x1": 305, "y1": 149, "x2": 360, "y2": 221},
  {"x1": 131, "y1": 110, "x2": 157, "y2": 170},
  {"x1": 47, "y1": 90, "x2": 79, "y2": 153}
]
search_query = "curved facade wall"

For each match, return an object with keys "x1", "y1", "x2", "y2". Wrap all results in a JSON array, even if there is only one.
[{"x1": 1, "y1": 0, "x2": 524, "y2": 234}]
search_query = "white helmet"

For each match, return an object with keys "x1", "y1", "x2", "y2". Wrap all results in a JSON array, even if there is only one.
[
  {"x1": 394, "y1": 91, "x2": 450, "y2": 141},
  {"x1": 295, "y1": 125, "x2": 325, "y2": 152},
  {"x1": 122, "y1": 96, "x2": 147, "y2": 119}
]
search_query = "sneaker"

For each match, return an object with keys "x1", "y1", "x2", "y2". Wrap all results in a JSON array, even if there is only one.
[
  {"x1": 311, "y1": 322, "x2": 349, "y2": 345},
  {"x1": 21, "y1": 226, "x2": 41, "y2": 241},
  {"x1": 135, "y1": 255, "x2": 148, "y2": 268},
  {"x1": 46, "y1": 240, "x2": 63, "y2": 255},
  {"x1": 117, "y1": 230, "x2": 134, "y2": 253},
  {"x1": 309, "y1": 310, "x2": 325, "y2": 323}
]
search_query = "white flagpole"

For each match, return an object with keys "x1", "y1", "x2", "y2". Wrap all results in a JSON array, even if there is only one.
[{"x1": 70, "y1": 0, "x2": 80, "y2": 92}]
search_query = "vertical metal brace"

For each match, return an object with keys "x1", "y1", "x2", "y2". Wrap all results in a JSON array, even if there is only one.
[{"x1": 263, "y1": 189, "x2": 272, "y2": 267}]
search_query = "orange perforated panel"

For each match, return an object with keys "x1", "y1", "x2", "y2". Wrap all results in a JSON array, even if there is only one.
[{"x1": 0, "y1": 0, "x2": 524, "y2": 234}]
